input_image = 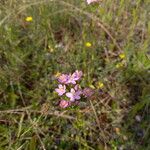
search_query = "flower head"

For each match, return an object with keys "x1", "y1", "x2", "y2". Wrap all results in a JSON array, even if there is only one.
[
  {"x1": 58, "y1": 74, "x2": 69, "y2": 84},
  {"x1": 72, "y1": 70, "x2": 83, "y2": 81},
  {"x1": 119, "y1": 53, "x2": 125, "y2": 59},
  {"x1": 54, "y1": 72, "x2": 61, "y2": 78},
  {"x1": 97, "y1": 82, "x2": 104, "y2": 88},
  {"x1": 66, "y1": 74, "x2": 76, "y2": 84},
  {"x1": 57, "y1": 71, "x2": 83, "y2": 85},
  {"x1": 116, "y1": 62, "x2": 124, "y2": 68},
  {"x1": 55, "y1": 84, "x2": 66, "y2": 96},
  {"x1": 82, "y1": 88, "x2": 94, "y2": 98},
  {"x1": 66, "y1": 88, "x2": 82, "y2": 102},
  {"x1": 25, "y1": 16, "x2": 33, "y2": 22},
  {"x1": 85, "y1": 42, "x2": 92, "y2": 47},
  {"x1": 59, "y1": 100, "x2": 70, "y2": 108},
  {"x1": 87, "y1": 0, "x2": 99, "y2": 5}
]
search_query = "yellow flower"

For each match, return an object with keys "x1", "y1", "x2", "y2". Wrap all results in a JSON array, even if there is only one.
[
  {"x1": 115, "y1": 62, "x2": 124, "y2": 68},
  {"x1": 119, "y1": 53, "x2": 125, "y2": 59},
  {"x1": 85, "y1": 42, "x2": 92, "y2": 47},
  {"x1": 54, "y1": 72, "x2": 61, "y2": 78},
  {"x1": 25, "y1": 16, "x2": 33, "y2": 22},
  {"x1": 97, "y1": 82, "x2": 104, "y2": 88},
  {"x1": 48, "y1": 45, "x2": 54, "y2": 52}
]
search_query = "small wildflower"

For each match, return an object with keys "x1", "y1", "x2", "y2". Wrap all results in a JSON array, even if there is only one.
[
  {"x1": 66, "y1": 88, "x2": 82, "y2": 102},
  {"x1": 48, "y1": 45, "x2": 54, "y2": 52},
  {"x1": 66, "y1": 74, "x2": 76, "y2": 84},
  {"x1": 116, "y1": 62, "x2": 124, "y2": 68},
  {"x1": 87, "y1": 0, "x2": 99, "y2": 4},
  {"x1": 82, "y1": 88, "x2": 94, "y2": 98},
  {"x1": 72, "y1": 70, "x2": 83, "y2": 81},
  {"x1": 55, "y1": 84, "x2": 66, "y2": 96},
  {"x1": 54, "y1": 72, "x2": 61, "y2": 78},
  {"x1": 85, "y1": 42, "x2": 92, "y2": 47},
  {"x1": 25, "y1": 16, "x2": 33, "y2": 22},
  {"x1": 58, "y1": 70, "x2": 83, "y2": 85},
  {"x1": 97, "y1": 82, "x2": 104, "y2": 88},
  {"x1": 59, "y1": 100, "x2": 70, "y2": 108},
  {"x1": 55, "y1": 70, "x2": 95, "y2": 108},
  {"x1": 58, "y1": 74, "x2": 69, "y2": 84},
  {"x1": 119, "y1": 53, "x2": 125, "y2": 59}
]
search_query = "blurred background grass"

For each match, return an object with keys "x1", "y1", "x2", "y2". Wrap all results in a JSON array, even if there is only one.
[{"x1": 0, "y1": 0, "x2": 150, "y2": 149}]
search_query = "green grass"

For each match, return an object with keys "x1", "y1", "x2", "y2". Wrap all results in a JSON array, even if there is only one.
[{"x1": 0, "y1": 0, "x2": 150, "y2": 149}]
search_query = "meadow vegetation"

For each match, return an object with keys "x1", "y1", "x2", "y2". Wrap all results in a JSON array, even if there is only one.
[{"x1": 0, "y1": 0, "x2": 150, "y2": 149}]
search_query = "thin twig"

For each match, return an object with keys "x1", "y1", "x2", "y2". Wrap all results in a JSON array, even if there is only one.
[{"x1": 0, "y1": 108, "x2": 76, "y2": 120}]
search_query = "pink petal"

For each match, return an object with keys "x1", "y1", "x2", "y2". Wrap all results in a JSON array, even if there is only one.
[
  {"x1": 75, "y1": 95, "x2": 81, "y2": 100},
  {"x1": 71, "y1": 88, "x2": 75, "y2": 93},
  {"x1": 58, "y1": 84, "x2": 62, "y2": 88},
  {"x1": 66, "y1": 93, "x2": 73, "y2": 98},
  {"x1": 87, "y1": 0, "x2": 99, "y2": 4},
  {"x1": 55, "y1": 89, "x2": 59, "y2": 93},
  {"x1": 74, "y1": 85, "x2": 79, "y2": 91},
  {"x1": 59, "y1": 100, "x2": 70, "y2": 108}
]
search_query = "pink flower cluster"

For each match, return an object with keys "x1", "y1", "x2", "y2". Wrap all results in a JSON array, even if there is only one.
[
  {"x1": 55, "y1": 70, "x2": 94, "y2": 108},
  {"x1": 86, "y1": 0, "x2": 99, "y2": 4}
]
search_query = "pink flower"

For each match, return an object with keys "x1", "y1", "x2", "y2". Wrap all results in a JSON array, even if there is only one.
[
  {"x1": 66, "y1": 88, "x2": 82, "y2": 102},
  {"x1": 87, "y1": 0, "x2": 99, "y2": 4},
  {"x1": 58, "y1": 74, "x2": 69, "y2": 84},
  {"x1": 57, "y1": 73, "x2": 78, "y2": 85},
  {"x1": 59, "y1": 100, "x2": 70, "y2": 108},
  {"x1": 66, "y1": 74, "x2": 76, "y2": 84},
  {"x1": 55, "y1": 84, "x2": 66, "y2": 96},
  {"x1": 82, "y1": 88, "x2": 94, "y2": 98},
  {"x1": 72, "y1": 70, "x2": 83, "y2": 81},
  {"x1": 66, "y1": 70, "x2": 83, "y2": 84}
]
